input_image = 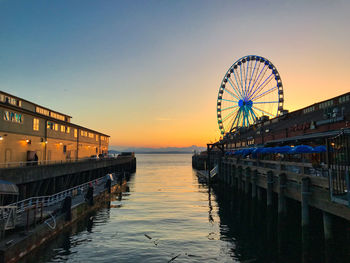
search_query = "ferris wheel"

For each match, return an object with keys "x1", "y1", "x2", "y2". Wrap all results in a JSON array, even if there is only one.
[{"x1": 217, "y1": 55, "x2": 284, "y2": 135}]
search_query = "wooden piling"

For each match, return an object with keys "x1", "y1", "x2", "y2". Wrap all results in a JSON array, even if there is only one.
[
  {"x1": 267, "y1": 171, "x2": 274, "y2": 207},
  {"x1": 251, "y1": 170, "x2": 257, "y2": 199},
  {"x1": 323, "y1": 211, "x2": 334, "y2": 262},
  {"x1": 278, "y1": 173, "x2": 287, "y2": 216},
  {"x1": 301, "y1": 177, "x2": 311, "y2": 262},
  {"x1": 237, "y1": 166, "x2": 242, "y2": 191},
  {"x1": 245, "y1": 168, "x2": 251, "y2": 195}
]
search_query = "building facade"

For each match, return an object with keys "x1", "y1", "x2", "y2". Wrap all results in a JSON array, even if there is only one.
[
  {"x1": 221, "y1": 92, "x2": 350, "y2": 149},
  {"x1": 0, "y1": 91, "x2": 109, "y2": 164}
]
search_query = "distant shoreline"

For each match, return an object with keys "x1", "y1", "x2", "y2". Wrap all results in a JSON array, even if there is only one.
[{"x1": 134, "y1": 152, "x2": 194, "y2": 154}]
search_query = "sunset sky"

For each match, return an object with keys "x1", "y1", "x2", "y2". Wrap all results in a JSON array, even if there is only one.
[{"x1": 1, "y1": 0, "x2": 349, "y2": 148}]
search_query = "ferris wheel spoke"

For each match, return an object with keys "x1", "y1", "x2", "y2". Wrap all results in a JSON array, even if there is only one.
[
  {"x1": 235, "y1": 109, "x2": 243, "y2": 129},
  {"x1": 253, "y1": 101, "x2": 279, "y2": 104},
  {"x1": 248, "y1": 73, "x2": 273, "y2": 100},
  {"x1": 243, "y1": 60, "x2": 248, "y2": 97},
  {"x1": 232, "y1": 70, "x2": 244, "y2": 98},
  {"x1": 226, "y1": 110, "x2": 239, "y2": 132},
  {"x1": 230, "y1": 108, "x2": 241, "y2": 131},
  {"x1": 222, "y1": 109, "x2": 237, "y2": 123},
  {"x1": 248, "y1": 108, "x2": 256, "y2": 123},
  {"x1": 221, "y1": 98, "x2": 238, "y2": 103},
  {"x1": 240, "y1": 64, "x2": 244, "y2": 95},
  {"x1": 246, "y1": 59, "x2": 258, "y2": 99},
  {"x1": 227, "y1": 78, "x2": 244, "y2": 99},
  {"x1": 250, "y1": 107, "x2": 258, "y2": 121},
  {"x1": 221, "y1": 105, "x2": 239, "y2": 112},
  {"x1": 224, "y1": 88, "x2": 240, "y2": 101},
  {"x1": 251, "y1": 86, "x2": 277, "y2": 101},
  {"x1": 243, "y1": 109, "x2": 249, "y2": 127},
  {"x1": 252, "y1": 106, "x2": 275, "y2": 117},
  {"x1": 247, "y1": 64, "x2": 266, "y2": 99},
  {"x1": 248, "y1": 67, "x2": 269, "y2": 99}
]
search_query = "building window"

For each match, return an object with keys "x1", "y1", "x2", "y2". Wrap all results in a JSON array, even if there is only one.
[
  {"x1": 96, "y1": 135, "x2": 99, "y2": 142},
  {"x1": 339, "y1": 95, "x2": 350, "y2": 104},
  {"x1": 54, "y1": 124, "x2": 58, "y2": 131},
  {"x1": 2, "y1": 95, "x2": 21, "y2": 107},
  {"x1": 4, "y1": 111, "x2": 23, "y2": 123},
  {"x1": 36, "y1": 106, "x2": 50, "y2": 116},
  {"x1": 61, "y1": 125, "x2": 65, "y2": 132},
  {"x1": 50, "y1": 112, "x2": 65, "y2": 121},
  {"x1": 88, "y1": 132, "x2": 94, "y2": 138},
  {"x1": 319, "y1": 100, "x2": 334, "y2": 109},
  {"x1": 66, "y1": 127, "x2": 70, "y2": 134},
  {"x1": 47, "y1": 121, "x2": 54, "y2": 130},
  {"x1": 63, "y1": 145, "x2": 67, "y2": 153},
  {"x1": 303, "y1": 106, "x2": 315, "y2": 114},
  {"x1": 33, "y1": 118, "x2": 39, "y2": 131},
  {"x1": 74, "y1": 129, "x2": 77, "y2": 138}
]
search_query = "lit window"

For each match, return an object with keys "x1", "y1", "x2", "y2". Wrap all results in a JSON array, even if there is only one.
[
  {"x1": 61, "y1": 125, "x2": 65, "y2": 132},
  {"x1": 66, "y1": 127, "x2": 70, "y2": 134},
  {"x1": 47, "y1": 122, "x2": 54, "y2": 129},
  {"x1": 74, "y1": 129, "x2": 77, "y2": 138},
  {"x1": 54, "y1": 124, "x2": 58, "y2": 131},
  {"x1": 96, "y1": 135, "x2": 99, "y2": 142},
  {"x1": 36, "y1": 106, "x2": 50, "y2": 116},
  {"x1": 4, "y1": 111, "x2": 22, "y2": 123},
  {"x1": 81, "y1": 130, "x2": 84, "y2": 136},
  {"x1": 33, "y1": 118, "x2": 39, "y2": 131}
]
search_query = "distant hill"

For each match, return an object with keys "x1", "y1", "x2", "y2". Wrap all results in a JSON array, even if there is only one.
[{"x1": 108, "y1": 145, "x2": 205, "y2": 154}]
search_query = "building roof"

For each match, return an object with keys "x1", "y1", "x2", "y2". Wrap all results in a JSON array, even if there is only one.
[
  {"x1": 0, "y1": 90, "x2": 110, "y2": 137},
  {"x1": 0, "y1": 90, "x2": 72, "y2": 118}
]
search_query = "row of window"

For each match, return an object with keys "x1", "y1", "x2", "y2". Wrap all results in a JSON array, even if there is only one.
[
  {"x1": 339, "y1": 95, "x2": 350, "y2": 104},
  {"x1": 50, "y1": 112, "x2": 65, "y2": 121},
  {"x1": 36, "y1": 106, "x2": 50, "y2": 116},
  {"x1": 303, "y1": 106, "x2": 315, "y2": 114},
  {"x1": 3, "y1": 111, "x2": 106, "y2": 142},
  {"x1": 0, "y1": 94, "x2": 22, "y2": 107},
  {"x1": 319, "y1": 100, "x2": 334, "y2": 109},
  {"x1": 36, "y1": 106, "x2": 67, "y2": 122},
  {"x1": 4, "y1": 111, "x2": 23, "y2": 123}
]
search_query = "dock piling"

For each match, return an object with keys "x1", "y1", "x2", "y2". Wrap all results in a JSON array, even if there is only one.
[{"x1": 267, "y1": 171, "x2": 274, "y2": 207}]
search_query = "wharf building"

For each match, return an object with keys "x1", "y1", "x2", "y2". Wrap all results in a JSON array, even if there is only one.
[
  {"x1": 193, "y1": 92, "x2": 350, "y2": 255},
  {"x1": 0, "y1": 90, "x2": 109, "y2": 166}
]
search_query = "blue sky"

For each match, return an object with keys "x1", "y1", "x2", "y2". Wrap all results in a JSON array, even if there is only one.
[{"x1": 1, "y1": 0, "x2": 350, "y2": 147}]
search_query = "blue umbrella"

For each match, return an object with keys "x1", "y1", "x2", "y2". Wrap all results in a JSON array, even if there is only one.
[
  {"x1": 234, "y1": 150, "x2": 243, "y2": 155},
  {"x1": 278, "y1": 146, "x2": 293, "y2": 153},
  {"x1": 290, "y1": 145, "x2": 314, "y2": 154},
  {"x1": 261, "y1": 147, "x2": 274, "y2": 154},
  {"x1": 312, "y1": 145, "x2": 327, "y2": 153}
]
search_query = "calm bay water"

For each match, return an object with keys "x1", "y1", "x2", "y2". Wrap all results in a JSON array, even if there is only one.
[{"x1": 20, "y1": 154, "x2": 349, "y2": 263}]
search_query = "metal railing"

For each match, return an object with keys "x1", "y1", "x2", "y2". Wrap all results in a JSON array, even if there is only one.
[
  {"x1": 2, "y1": 175, "x2": 109, "y2": 218},
  {"x1": 0, "y1": 156, "x2": 117, "y2": 169}
]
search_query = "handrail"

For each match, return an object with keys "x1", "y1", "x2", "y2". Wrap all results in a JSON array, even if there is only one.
[
  {"x1": 0, "y1": 156, "x2": 118, "y2": 169},
  {"x1": 2, "y1": 174, "x2": 111, "y2": 217},
  {"x1": 224, "y1": 156, "x2": 328, "y2": 177}
]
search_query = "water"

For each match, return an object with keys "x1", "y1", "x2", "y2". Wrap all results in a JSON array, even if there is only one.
[{"x1": 20, "y1": 154, "x2": 350, "y2": 262}]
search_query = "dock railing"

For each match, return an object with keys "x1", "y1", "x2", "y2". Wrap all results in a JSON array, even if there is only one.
[
  {"x1": 0, "y1": 174, "x2": 110, "y2": 221},
  {"x1": 0, "y1": 156, "x2": 118, "y2": 169}
]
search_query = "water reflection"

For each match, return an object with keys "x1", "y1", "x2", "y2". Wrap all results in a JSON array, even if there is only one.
[{"x1": 19, "y1": 154, "x2": 350, "y2": 263}]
